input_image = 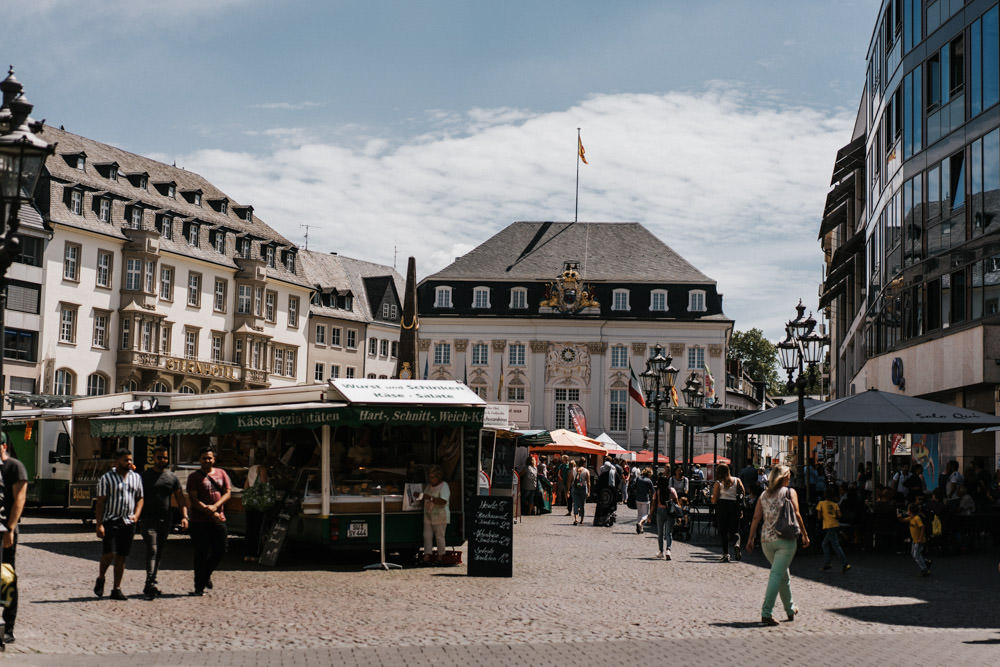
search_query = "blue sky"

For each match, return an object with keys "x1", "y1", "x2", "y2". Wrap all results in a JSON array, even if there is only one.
[{"x1": 7, "y1": 0, "x2": 876, "y2": 343}]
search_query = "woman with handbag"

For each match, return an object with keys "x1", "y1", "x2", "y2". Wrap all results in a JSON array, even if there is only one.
[
  {"x1": 651, "y1": 474, "x2": 680, "y2": 560},
  {"x1": 711, "y1": 463, "x2": 746, "y2": 562},
  {"x1": 746, "y1": 465, "x2": 810, "y2": 626}
]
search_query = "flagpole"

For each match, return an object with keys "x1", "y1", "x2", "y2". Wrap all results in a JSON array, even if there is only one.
[{"x1": 575, "y1": 128, "x2": 581, "y2": 223}]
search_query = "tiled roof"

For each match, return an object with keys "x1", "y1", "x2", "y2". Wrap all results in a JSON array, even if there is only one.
[
  {"x1": 41, "y1": 126, "x2": 309, "y2": 288},
  {"x1": 299, "y1": 250, "x2": 403, "y2": 324},
  {"x1": 425, "y1": 222, "x2": 714, "y2": 283}
]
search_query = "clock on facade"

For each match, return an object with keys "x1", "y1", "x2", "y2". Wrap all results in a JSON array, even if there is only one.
[{"x1": 560, "y1": 347, "x2": 576, "y2": 363}]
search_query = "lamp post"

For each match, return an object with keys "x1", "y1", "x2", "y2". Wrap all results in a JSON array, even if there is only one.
[
  {"x1": 639, "y1": 344, "x2": 678, "y2": 481},
  {"x1": 680, "y1": 372, "x2": 704, "y2": 472},
  {"x1": 776, "y1": 299, "x2": 828, "y2": 507},
  {"x1": 0, "y1": 67, "x2": 54, "y2": 428}
]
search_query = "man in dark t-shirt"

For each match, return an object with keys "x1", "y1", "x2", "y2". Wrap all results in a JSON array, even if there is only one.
[
  {"x1": 1, "y1": 433, "x2": 27, "y2": 643},
  {"x1": 139, "y1": 446, "x2": 188, "y2": 599}
]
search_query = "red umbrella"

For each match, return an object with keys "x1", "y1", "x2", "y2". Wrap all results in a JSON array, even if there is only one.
[{"x1": 692, "y1": 453, "x2": 730, "y2": 465}]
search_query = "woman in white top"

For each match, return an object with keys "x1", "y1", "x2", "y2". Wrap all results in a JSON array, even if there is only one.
[
  {"x1": 668, "y1": 466, "x2": 689, "y2": 498},
  {"x1": 746, "y1": 465, "x2": 810, "y2": 625}
]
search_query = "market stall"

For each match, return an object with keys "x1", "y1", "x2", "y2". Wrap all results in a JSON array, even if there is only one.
[{"x1": 88, "y1": 380, "x2": 486, "y2": 562}]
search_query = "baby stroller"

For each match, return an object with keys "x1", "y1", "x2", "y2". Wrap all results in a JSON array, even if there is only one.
[{"x1": 592, "y1": 487, "x2": 617, "y2": 527}]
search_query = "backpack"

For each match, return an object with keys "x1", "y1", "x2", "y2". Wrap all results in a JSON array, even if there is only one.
[{"x1": 931, "y1": 513, "x2": 943, "y2": 538}]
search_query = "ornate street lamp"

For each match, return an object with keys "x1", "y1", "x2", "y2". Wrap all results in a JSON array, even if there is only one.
[
  {"x1": 777, "y1": 299, "x2": 829, "y2": 507},
  {"x1": 0, "y1": 68, "x2": 55, "y2": 427},
  {"x1": 640, "y1": 344, "x2": 678, "y2": 481}
]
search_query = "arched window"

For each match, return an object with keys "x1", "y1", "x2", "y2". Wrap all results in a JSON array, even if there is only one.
[
  {"x1": 86, "y1": 373, "x2": 108, "y2": 396},
  {"x1": 150, "y1": 382, "x2": 170, "y2": 393},
  {"x1": 121, "y1": 378, "x2": 138, "y2": 392},
  {"x1": 54, "y1": 369, "x2": 75, "y2": 395},
  {"x1": 179, "y1": 385, "x2": 197, "y2": 394}
]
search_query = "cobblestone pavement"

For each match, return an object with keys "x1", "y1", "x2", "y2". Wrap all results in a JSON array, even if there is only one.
[{"x1": 4, "y1": 507, "x2": 999, "y2": 666}]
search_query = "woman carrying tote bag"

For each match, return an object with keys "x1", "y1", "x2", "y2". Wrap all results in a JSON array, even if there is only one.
[{"x1": 746, "y1": 465, "x2": 810, "y2": 626}]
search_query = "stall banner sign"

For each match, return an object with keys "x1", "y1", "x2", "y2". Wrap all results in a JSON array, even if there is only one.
[
  {"x1": 91, "y1": 413, "x2": 217, "y2": 437},
  {"x1": 483, "y1": 404, "x2": 510, "y2": 429},
  {"x1": 330, "y1": 379, "x2": 486, "y2": 405}
]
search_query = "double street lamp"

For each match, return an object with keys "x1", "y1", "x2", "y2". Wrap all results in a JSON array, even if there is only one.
[
  {"x1": 776, "y1": 299, "x2": 828, "y2": 506},
  {"x1": 0, "y1": 68, "x2": 54, "y2": 428},
  {"x1": 639, "y1": 344, "x2": 678, "y2": 481}
]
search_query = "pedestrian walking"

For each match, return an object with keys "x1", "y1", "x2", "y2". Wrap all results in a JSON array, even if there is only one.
[
  {"x1": 651, "y1": 474, "x2": 680, "y2": 560},
  {"x1": 632, "y1": 467, "x2": 654, "y2": 532},
  {"x1": 0, "y1": 434, "x2": 27, "y2": 642},
  {"x1": 571, "y1": 458, "x2": 590, "y2": 525},
  {"x1": 556, "y1": 455, "x2": 570, "y2": 508},
  {"x1": 711, "y1": 463, "x2": 746, "y2": 562},
  {"x1": 564, "y1": 460, "x2": 577, "y2": 515},
  {"x1": 139, "y1": 446, "x2": 189, "y2": 598},
  {"x1": 186, "y1": 447, "x2": 232, "y2": 596},
  {"x1": 901, "y1": 502, "x2": 932, "y2": 576},
  {"x1": 668, "y1": 465, "x2": 689, "y2": 500},
  {"x1": 746, "y1": 465, "x2": 810, "y2": 626},
  {"x1": 816, "y1": 487, "x2": 850, "y2": 573},
  {"x1": 94, "y1": 448, "x2": 144, "y2": 601},
  {"x1": 521, "y1": 457, "x2": 538, "y2": 516}
]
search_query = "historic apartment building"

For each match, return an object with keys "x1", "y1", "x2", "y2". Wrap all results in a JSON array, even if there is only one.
[
  {"x1": 417, "y1": 221, "x2": 733, "y2": 448},
  {"x1": 299, "y1": 250, "x2": 403, "y2": 383},
  {"x1": 820, "y1": 1, "x2": 1000, "y2": 469}
]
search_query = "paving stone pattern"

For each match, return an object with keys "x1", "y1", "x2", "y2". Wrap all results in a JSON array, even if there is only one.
[{"x1": 4, "y1": 509, "x2": 999, "y2": 666}]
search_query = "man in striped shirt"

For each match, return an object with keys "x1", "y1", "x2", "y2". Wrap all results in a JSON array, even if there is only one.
[{"x1": 94, "y1": 448, "x2": 144, "y2": 601}]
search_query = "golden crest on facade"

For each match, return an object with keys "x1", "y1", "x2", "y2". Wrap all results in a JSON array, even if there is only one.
[{"x1": 539, "y1": 262, "x2": 598, "y2": 313}]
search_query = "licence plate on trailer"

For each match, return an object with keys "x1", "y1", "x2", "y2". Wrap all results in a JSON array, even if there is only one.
[{"x1": 346, "y1": 521, "x2": 368, "y2": 538}]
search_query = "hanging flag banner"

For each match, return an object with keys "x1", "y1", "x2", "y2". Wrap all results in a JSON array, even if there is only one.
[
  {"x1": 568, "y1": 403, "x2": 587, "y2": 436},
  {"x1": 703, "y1": 364, "x2": 716, "y2": 402},
  {"x1": 628, "y1": 366, "x2": 646, "y2": 407}
]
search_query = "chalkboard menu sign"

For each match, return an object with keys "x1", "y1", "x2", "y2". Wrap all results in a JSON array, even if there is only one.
[
  {"x1": 491, "y1": 438, "x2": 515, "y2": 490},
  {"x1": 259, "y1": 491, "x2": 302, "y2": 567},
  {"x1": 468, "y1": 495, "x2": 513, "y2": 577}
]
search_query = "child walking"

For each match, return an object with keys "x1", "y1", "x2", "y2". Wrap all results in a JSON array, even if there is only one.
[
  {"x1": 816, "y1": 487, "x2": 851, "y2": 573},
  {"x1": 902, "y1": 503, "x2": 931, "y2": 577}
]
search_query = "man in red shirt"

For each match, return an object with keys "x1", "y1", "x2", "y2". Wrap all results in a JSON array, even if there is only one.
[{"x1": 186, "y1": 448, "x2": 231, "y2": 596}]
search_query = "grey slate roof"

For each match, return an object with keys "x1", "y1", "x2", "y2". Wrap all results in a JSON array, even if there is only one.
[
  {"x1": 425, "y1": 222, "x2": 714, "y2": 284},
  {"x1": 41, "y1": 126, "x2": 309, "y2": 288},
  {"x1": 298, "y1": 250, "x2": 403, "y2": 324}
]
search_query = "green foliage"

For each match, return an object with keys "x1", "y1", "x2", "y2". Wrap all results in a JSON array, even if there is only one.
[{"x1": 728, "y1": 328, "x2": 783, "y2": 397}]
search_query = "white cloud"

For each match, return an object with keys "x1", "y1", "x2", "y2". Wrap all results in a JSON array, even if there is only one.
[
  {"x1": 251, "y1": 102, "x2": 325, "y2": 111},
  {"x1": 181, "y1": 86, "x2": 852, "y2": 342}
]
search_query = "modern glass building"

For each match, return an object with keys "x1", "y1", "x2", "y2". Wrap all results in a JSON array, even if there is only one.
[{"x1": 820, "y1": 0, "x2": 999, "y2": 473}]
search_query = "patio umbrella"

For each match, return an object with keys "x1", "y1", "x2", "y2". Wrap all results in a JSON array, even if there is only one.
[
  {"x1": 741, "y1": 389, "x2": 1000, "y2": 436},
  {"x1": 692, "y1": 453, "x2": 730, "y2": 465},
  {"x1": 700, "y1": 398, "x2": 823, "y2": 434}
]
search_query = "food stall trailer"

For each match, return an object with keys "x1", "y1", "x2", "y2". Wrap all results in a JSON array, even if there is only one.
[
  {"x1": 0, "y1": 405, "x2": 72, "y2": 508},
  {"x1": 87, "y1": 380, "x2": 486, "y2": 561}
]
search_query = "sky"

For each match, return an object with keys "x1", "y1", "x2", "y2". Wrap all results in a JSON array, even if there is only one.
[{"x1": 6, "y1": 0, "x2": 877, "y2": 344}]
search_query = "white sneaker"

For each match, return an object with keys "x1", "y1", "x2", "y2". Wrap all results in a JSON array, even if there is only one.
[
  {"x1": 655, "y1": 552, "x2": 664, "y2": 559},
  {"x1": 664, "y1": 549, "x2": 672, "y2": 561}
]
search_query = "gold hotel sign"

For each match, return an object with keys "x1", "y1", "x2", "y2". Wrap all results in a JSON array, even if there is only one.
[{"x1": 162, "y1": 356, "x2": 240, "y2": 381}]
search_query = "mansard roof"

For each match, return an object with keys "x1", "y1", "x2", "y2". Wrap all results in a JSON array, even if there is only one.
[
  {"x1": 425, "y1": 221, "x2": 714, "y2": 284},
  {"x1": 299, "y1": 250, "x2": 404, "y2": 324},
  {"x1": 41, "y1": 126, "x2": 308, "y2": 288}
]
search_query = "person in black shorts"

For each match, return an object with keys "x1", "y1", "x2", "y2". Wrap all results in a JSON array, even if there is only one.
[{"x1": 94, "y1": 448, "x2": 144, "y2": 601}]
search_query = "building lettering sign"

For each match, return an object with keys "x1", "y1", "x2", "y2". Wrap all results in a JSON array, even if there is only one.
[
  {"x1": 330, "y1": 379, "x2": 485, "y2": 406},
  {"x1": 163, "y1": 356, "x2": 239, "y2": 381}
]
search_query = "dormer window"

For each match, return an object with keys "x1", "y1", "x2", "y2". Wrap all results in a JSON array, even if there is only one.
[
  {"x1": 213, "y1": 230, "x2": 226, "y2": 253},
  {"x1": 243, "y1": 206, "x2": 253, "y2": 222},
  {"x1": 159, "y1": 215, "x2": 173, "y2": 239},
  {"x1": 186, "y1": 222, "x2": 200, "y2": 247},
  {"x1": 128, "y1": 205, "x2": 144, "y2": 229},
  {"x1": 434, "y1": 286, "x2": 453, "y2": 308},
  {"x1": 69, "y1": 188, "x2": 83, "y2": 215},
  {"x1": 75, "y1": 155, "x2": 85, "y2": 170},
  {"x1": 611, "y1": 288, "x2": 630, "y2": 311},
  {"x1": 194, "y1": 193, "x2": 202, "y2": 206},
  {"x1": 688, "y1": 290, "x2": 706, "y2": 312},
  {"x1": 283, "y1": 250, "x2": 296, "y2": 272},
  {"x1": 109, "y1": 165, "x2": 118, "y2": 181},
  {"x1": 139, "y1": 175, "x2": 148, "y2": 190},
  {"x1": 509, "y1": 286, "x2": 528, "y2": 309},
  {"x1": 183, "y1": 190, "x2": 203, "y2": 206},
  {"x1": 97, "y1": 197, "x2": 111, "y2": 222},
  {"x1": 650, "y1": 289, "x2": 668, "y2": 312},
  {"x1": 220, "y1": 200, "x2": 228, "y2": 214},
  {"x1": 167, "y1": 184, "x2": 175, "y2": 198},
  {"x1": 237, "y1": 237, "x2": 251, "y2": 258},
  {"x1": 263, "y1": 245, "x2": 275, "y2": 268},
  {"x1": 473, "y1": 286, "x2": 491, "y2": 309}
]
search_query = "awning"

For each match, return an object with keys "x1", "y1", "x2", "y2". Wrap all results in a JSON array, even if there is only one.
[
  {"x1": 830, "y1": 135, "x2": 865, "y2": 184},
  {"x1": 90, "y1": 401, "x2": 485, "y2": 437},
  {"x1": 830, "y1": 229, "x2": 865, "y2": 268},
  {"x1": 818, "y1": 199, "x2": 847, "y2": 239},
  {"x1": 818, "y1": 276, "x2": 847, "y2": 309}
]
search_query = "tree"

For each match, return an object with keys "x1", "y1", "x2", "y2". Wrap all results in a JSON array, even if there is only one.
[{"x1": 728, "y1": 328, "x2": 783, "y2": 397}]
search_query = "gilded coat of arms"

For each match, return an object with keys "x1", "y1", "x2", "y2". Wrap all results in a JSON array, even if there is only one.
[{"x1": 539, "y1": 262, "x2": 599, "y2": 313}]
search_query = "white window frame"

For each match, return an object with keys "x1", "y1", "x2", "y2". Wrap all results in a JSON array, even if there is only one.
[
  {"x1": 265, "y1": 290, "x2": 277, "y2": 323},
  {"x1": 331, "y1": 327, "x2": 342, "y2": 347},
  {"x1": 69, "y1": 189, "x2": 83, "y2": 215},
  {"x1": 54, "y1": 369, "x2": 75, "y2": 395},
  {"x1": 508, "y1": 343, "x2": 526, "y2": 366},
  {"x1": 434, "y1": 286, "x2": 453, "y2": 308},
  {"x1": 315, "y1": 324, "x2": 326, "y2": 346},
  {"x1": 688, "y1": 289, "x2": 707, "y2": 312},
  {"x1": 59, "y1": 305, "x2": 77, "y2": 344},
  {"x1": 687, "y1": 346, "x2": 705, "y2": 370},
  {"x1": 433, "y1": 342, "x2": 451, "y2": 365},
  {"x1": 125, "y1": 258, "x2": 142, "y2": 291},
  {"x1": 92, "y1": 311, "x2": 109, "y2": 349},
  {"x1": 473, "y1": 286, "x2": 491, "y2": 309},
  {"x1": 650, "y1": 289, "x2": 668, "y2": 312},
  {"x1": 96, "y1": 250, "x2": 112, "y2": 288},
  {"x1": 346, "y1": 329, "x2": 357, "y2": 349},
  {"x1": 161, "y1": 215, "x2": 172, "y2": 239},
  {"x1": 368, "y1": 338, "x2": 378, "y2": 356},
  {"x1": 612, "y1": 288, "x2": 630, "y2": 311},
  {"x1": 187, "y1": 273, "x2": 201, "y2": 307},
  {"x1": 314, "y1": 362, "x2": 325, "y2": 382},
  {"x1": 609, "y1": 388, "x2": 628, "y2": 432},
  {"x1": 237, "y1": 285, "x2": 252, "y2": 314},
  {"x1": 507, "y1": 386, "x2": 525, "y2": 402},
  {"x1": 159, "y1": 266, "x2": 174, "y2": 301},
  {"x1": 184, "y1": 329, "x2": 198, "y2": 360},
  {"x1": 63, "y1": 243, "x2": 80, "y2": 281},
  {"x1": 509, "y1": 287, "x2": 528, "y2": 309},
  {"x1": 471, "y1": 343, "x2": 489, "y2": 365},
  {"x1": 87, "y1": 373, "x2": 108, "y2": 396},
  {"x1": 610, "y1": 345, "x2": 629, "y2": 369},
  {"x1": 214, "y1": 279, "x2": 227, "y2": 312},
  {"x1": 98, "y1": 197, "x2": 110, "y2": 222},
  {"x1": 288, "y1": 296, "x2": 300, "y2": 328}
]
